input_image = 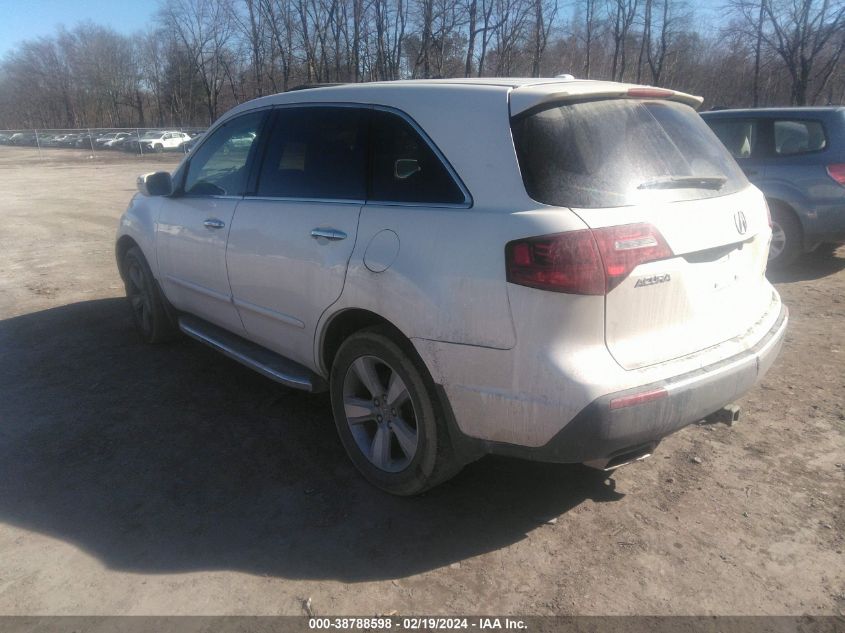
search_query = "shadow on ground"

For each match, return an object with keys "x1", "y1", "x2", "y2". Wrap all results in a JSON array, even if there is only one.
[
  {"x1": 0, "y1": 299, "x2": 622, "y2": 582},
  {"x1": 767, "y1": 247, "x2": 845, "y2": 283}
]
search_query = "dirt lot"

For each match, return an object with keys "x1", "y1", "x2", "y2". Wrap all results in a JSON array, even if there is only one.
[{"x1": 0, "y1": 146, "x2": 842, "y2": 616}]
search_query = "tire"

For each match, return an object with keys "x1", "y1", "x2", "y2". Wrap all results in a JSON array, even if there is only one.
[
  {"x1": 122, "y1": 246, "x2": 178, "y2": 344},
  {"x1": 154, "y1": 144, "x2": 163, "y2": 153},
  {"x1": 768, "y1": 204, "x2": 803, "y2": 269},
  {"x1": 330, "y1": 327, "x2": 462, "y2": 495}
]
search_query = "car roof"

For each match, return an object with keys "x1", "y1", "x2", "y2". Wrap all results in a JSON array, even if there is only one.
[
  {"x1": 222, "y1": 77, "x2": 703, "y2": 123},
  {"x1": 701, "y1": 107, "x2": 845, "y2": 117}
]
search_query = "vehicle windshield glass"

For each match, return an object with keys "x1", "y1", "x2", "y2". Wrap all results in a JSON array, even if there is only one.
[
  {"x1": 141, "y1": 132, "x2": 161, "y2": 139},
  {"x1": 511, "y1": 99, "x2": 747, "y2": 208}
]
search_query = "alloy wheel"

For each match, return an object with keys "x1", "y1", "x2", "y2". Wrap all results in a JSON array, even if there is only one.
[
  {"x1": 342, "y1": 355, "x2": 418, "y2": 473},
  {"x1": 769, "y1": 220, "x2": 787, "y2": 261}
]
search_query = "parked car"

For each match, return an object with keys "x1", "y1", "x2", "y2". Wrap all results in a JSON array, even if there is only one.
[
  {"x1": 701, "y1": 107, "x2": 845, "y2": 266},
  {"x1": 111, "y1": 135, "x2": 134, "y2": 151},
  {"x1": 126, "y1": 130, "x2": 191, "y2": 153},
  {"x1": 9, "y1": 132, "x2": 37, "y2": 146},
  {"x1": 75, "y1": 133, "x2": 97, "y2": 149},
  {"x1": 59, "y1": 133, "x2": 82, "y2": 147},
  {"x1": 116, "y1": 79, "x2": 787, "y2": 495},
  {"x1": 44, "y1": 133, "x2": 68, "y2": 146},
  {"x1": 0, "y1": 132, "x2": 12, "y2": 144},
  {"x1": 95, "y1": 132, "x2": 133, "y2": 148},
  {"x1": 51, "y1": 134, "x2": 74, "y2": 147}
]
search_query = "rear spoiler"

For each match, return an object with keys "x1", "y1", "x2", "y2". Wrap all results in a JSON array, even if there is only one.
[{"x1": 509, "y1": 81, "x2": 704, "y2": 117}]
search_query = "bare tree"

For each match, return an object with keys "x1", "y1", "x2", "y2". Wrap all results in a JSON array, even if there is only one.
[
  {"x1": 2, "y1": 0, "x2": 845, "y2": 130},
  {"x1": 636, "y1": 0, "x2": 681, "y2": 85},
  {"x1": 608, "y1": 0, "x2": 638, "y2": 81},
  {"x1": 261, "y1": 0, "x2": 295, "y2": 90},
  {"x1": 728, "y1": 0, "x2": 845, "y2": 105},
  {"x1": 531, "y1": 0, "x2": 558, "y2": 76},
  {"x1": 161, "y1": 0, "x2": 235, "y2": 123},
  {"x1": 582, "y1": 0, "x2": 598, "y2": 77},
  {"x1": 763, "y1": 0, "x2": 845, "y2": 104}
]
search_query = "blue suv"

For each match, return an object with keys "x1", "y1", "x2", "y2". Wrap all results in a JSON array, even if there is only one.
[{"x1": 701, "y1": 107, "x2": 845, "y2": 267}]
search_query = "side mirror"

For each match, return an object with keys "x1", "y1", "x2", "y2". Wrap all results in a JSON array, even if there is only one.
[
  {"x1": 137, "y1": 171, "x2": 173, "y2": 196},
  {"x1": 394, "y1": 158, "x2": 421, "y2": 180}
]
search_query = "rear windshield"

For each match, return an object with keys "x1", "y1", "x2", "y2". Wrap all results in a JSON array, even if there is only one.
[{"x1": 511, "y1": 99, "x2": 748, "y2": 208}]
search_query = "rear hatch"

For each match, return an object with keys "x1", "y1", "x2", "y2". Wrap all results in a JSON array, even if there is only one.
[{"x1": 511, "y1": 96, "x2": 773, "y2": 370}]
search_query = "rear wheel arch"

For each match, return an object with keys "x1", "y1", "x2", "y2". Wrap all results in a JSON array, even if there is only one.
[
  {"x1": 319, "y1": 308, "x2": 413, "y2": 376},
  {"x1": 326, "y1": 316, "x2": 468, "y2": 494},
  {"x1": 766, "y1": 198, "x2": 803, "y2": 231},
  {"x1": 766, "y1": 198, "x2": 805, "y2": 266}
]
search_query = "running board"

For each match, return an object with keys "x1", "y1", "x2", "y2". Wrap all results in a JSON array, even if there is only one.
[{"x1": 178, "y1": 315, "x2": 327, "y2": 392}]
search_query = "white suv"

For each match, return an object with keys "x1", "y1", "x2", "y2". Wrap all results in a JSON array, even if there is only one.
[
  {"x1": 116, "y1": 78, "x2": 788, "y2": 495},
  {"x1": 135, "y1": 130, "x2": 192, "y2": 152}
]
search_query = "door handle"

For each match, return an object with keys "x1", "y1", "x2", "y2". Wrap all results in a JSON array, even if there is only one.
[
  {"x1": 204, "y1": 218, "x2": 225, "y2": 229},
  {"x1": 311, "y1": 228, "x2": 347, "y2": 241}
]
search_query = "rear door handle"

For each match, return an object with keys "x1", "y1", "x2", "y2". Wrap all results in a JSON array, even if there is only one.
[
  {"x1": 311, "y1": 228, "x2": 347, "y2": 241},
  {"x1": 204, "y1": 218, "x2": 225, "y2": 229}
]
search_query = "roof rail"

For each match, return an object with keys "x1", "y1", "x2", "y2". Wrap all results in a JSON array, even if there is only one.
[{"x1": 287, "y1": 83, "x2": 347, "y2": 92}]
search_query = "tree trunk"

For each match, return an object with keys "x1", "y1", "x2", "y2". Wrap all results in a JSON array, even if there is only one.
[
  {"x1": 465, "y1": 0, "x2": 477, "y2": 76},
  {"x1": 752, "y1": 0, "x2": 765, "y2": 106}
]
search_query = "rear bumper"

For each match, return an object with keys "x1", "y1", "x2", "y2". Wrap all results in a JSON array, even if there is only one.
[{"x1": 470, "y1": 304, "x2": 788, "y2": 465}]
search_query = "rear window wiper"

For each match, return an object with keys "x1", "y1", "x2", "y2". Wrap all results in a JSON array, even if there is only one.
[{"x1": 637, "y1": 176, "x2": 727, "y2": 190}]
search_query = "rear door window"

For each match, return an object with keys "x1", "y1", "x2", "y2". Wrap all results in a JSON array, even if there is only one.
[
  {"x1": 368, "y1": 109, "x2": 467, "y2": 205},
  {"x1": 511, "y1": 99, "x2": 748, "y2": 208},
  {"x1": 773, "y1": 119, "x2": 826, "y2": 155},
  {"x1": 707, "y1": 118, "x2": 759, "y2": 159},
  {"x1": 256, "y1": 106, "x2": 367, "y2": 200}
]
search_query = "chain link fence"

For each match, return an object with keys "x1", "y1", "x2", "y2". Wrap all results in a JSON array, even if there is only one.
[{"x1": 0, "y1": 127, "x2": 207, "y2": 158}]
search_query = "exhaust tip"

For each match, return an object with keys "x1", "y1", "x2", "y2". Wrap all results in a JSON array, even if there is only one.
[{"x1": 584, "y1": 443, "x2": 657, "y2": 471}]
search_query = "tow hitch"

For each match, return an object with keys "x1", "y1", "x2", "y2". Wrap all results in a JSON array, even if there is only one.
[{"x1": 705, "y1": 404, "x2": 741, "y2": 427}]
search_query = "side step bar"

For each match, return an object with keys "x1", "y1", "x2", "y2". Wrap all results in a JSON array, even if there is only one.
[{"x1": 178, "y1": 315, "x2": 327, "y2": 392}]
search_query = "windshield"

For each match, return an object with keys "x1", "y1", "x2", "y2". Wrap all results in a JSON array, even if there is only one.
[
  {"x1": 511, "y1": 99, "x2": 747, "y2": 208},
  {"x1": 141, "y1": 132, "x2": 161, "y2": 139}
]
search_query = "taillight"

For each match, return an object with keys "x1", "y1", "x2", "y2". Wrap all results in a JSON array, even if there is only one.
[
  {"x1": 592, "y1": 223, "x2": 674, "y2": 292},
  {"x1": 826, "y1": 163, "x2": 845, "y2": 186},
  {"x1": 505, "y1": 230, "x2": 605, "y2": 295},
  {"x1": 505, "y1": 223, "x2": 673, "y2": 295}
]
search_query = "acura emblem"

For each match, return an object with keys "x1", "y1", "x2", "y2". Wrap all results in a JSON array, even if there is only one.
[{"x1": 734, "y1": 211, "x2": 748, "y2": 235}]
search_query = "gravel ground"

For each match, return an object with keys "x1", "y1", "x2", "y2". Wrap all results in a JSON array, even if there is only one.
[{"x1": 0, "y1": 146, "x2": 842, "y2": 616}]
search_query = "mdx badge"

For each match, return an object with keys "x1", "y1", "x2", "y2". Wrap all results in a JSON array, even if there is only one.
[
  {"x1": 734, "y1": 211, "x2": 748, "y2": 235},
  {"x1": 635, "y1": 274, "x2": 671, "y2": 288}
]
